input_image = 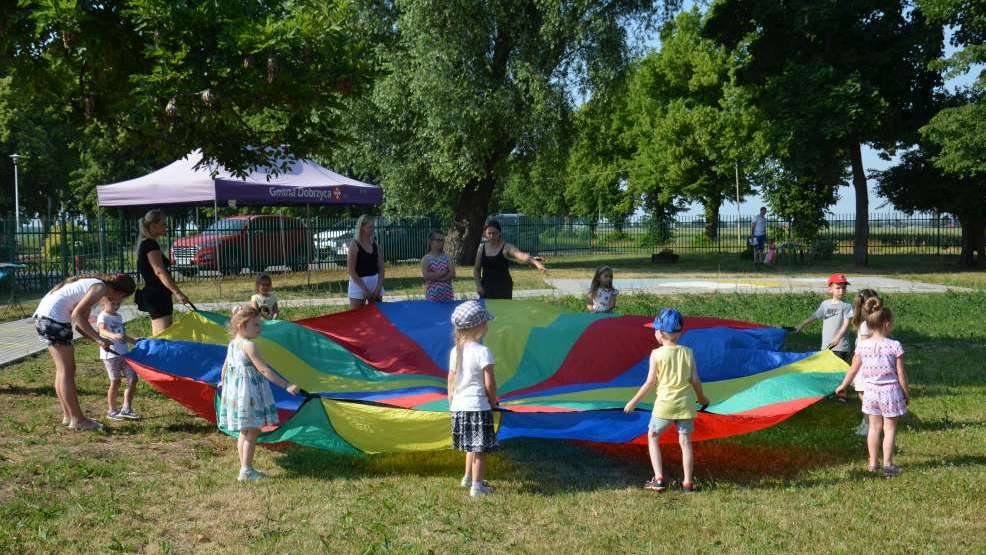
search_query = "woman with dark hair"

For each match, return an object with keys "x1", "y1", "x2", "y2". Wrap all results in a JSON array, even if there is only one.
[
  {"x1": 473, "y1": 219, "x2": 545, "y2": 299},
  {"x1": 135, "y1": 209, "x2": 190, "y2": 335},
  {"x1": 33, "y1": 274, "x2": 137, "y2": 430}
]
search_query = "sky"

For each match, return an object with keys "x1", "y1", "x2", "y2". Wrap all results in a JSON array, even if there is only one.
[{"x1": 633, "y1": 4, "x2": 983, "y2": 217}]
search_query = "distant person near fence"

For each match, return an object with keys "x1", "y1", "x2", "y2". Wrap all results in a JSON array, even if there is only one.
[
  {"x1": 347, "y1": 215, "x2": 386, "y2": 310},
  {"x1": 751, "y1": 207, "x2": 768, "y2": 264},
  {"x1": 135, "y1": 210, "x2": 190, "y2": 335},
  {"x1": 474, "y1": 219, "x2": 546, "y2": 300}
]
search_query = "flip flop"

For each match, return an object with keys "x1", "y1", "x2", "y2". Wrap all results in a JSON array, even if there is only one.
[{"x1": 69, "y1": 420, "x2": 105, "y2": 432}]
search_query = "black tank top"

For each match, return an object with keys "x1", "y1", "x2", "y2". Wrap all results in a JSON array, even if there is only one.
[
  {"x1": 355, "y1": 241, "x2": 379, "y2": 277},
  {"x1": 479, "y1": 243, "x2": 513, "y2": 299}
]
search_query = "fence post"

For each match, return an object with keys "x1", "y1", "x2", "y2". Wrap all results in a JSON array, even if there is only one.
[
  {"x1": 118, "y1": 212, "x2": 125, "y2": 274},
  {"x1": 59, "y1": 212, "x2": 68, "y2": 280},
  {"x1": 99, "y1": 212, "x2": 107, "y2": 274},
  {"x1": 936, "y1": 211, "x2": 941, "y2": 256}
]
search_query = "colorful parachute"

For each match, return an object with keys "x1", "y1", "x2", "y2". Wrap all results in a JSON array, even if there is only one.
[{"x1": 125, "y1": 300, "x2": 847, "y2": 454}]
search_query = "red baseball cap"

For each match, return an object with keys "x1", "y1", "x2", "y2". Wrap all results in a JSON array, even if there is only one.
[{"x1": 827, "y1": 273, "x2": 850, "y2": 286}]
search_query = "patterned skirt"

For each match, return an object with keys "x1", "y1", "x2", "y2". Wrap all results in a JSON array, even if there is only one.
[
  {"x1": 425, "y1": 280, "x2": 455, "y2": 302},
  {"x1": 451, "y1": 410, "x2": 498, "y2": 453},
  {"x1": 862, "y1": 383, "x2": 908, "y2": 418},
  {"x1": 217, "y1": 366, "x2": 279, "y2": 432}
]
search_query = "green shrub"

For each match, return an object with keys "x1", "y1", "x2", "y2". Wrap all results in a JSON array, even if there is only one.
[{"x1": 811, "y1": 237, "x2": 837, "y2": 260}]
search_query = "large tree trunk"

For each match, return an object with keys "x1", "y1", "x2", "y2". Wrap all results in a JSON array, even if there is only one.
[
  {"x1": 957, "y1": 213, "x2": 986, "y2": 267},
  {"x1": 447, "y1": 175, "x2": 498, "y2": 266},
  {"x1": 703, "y1": 193, "x2": 722, "y2": 240},
  {"x1": 849, "y1": 142, "x2": 869, "y2": 267}
]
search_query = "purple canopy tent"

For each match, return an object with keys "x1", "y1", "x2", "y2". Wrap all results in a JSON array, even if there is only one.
[
  {"x1": 96, "y1": 149, "x2": 383, "y2": 207},
  {"x1": 96, "y1": 150, "x2": 383, "y2": 290}
]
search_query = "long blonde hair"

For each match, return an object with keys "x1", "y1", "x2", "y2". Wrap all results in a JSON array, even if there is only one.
[
  {"x1": 450, "y1": 325, "x2": 486, "y2": 385},
  {"x1": 135, "y1": 209, "x2": 166, "y2": 256},
  {"x1": 354, "y1": 214, "x2": 375, "y2": 243},
  {"x1": 228, "y1": 306, "x2": 261, "y2": 338}
]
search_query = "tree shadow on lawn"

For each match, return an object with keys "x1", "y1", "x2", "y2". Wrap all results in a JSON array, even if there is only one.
[{"x1": 0, "y1": 384, "x2": 57, "y2": 397}]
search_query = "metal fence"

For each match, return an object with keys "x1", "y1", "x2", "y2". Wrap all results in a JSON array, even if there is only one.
[{"x1": 0, "y1": 212, "x2": 964, "y2": 295}]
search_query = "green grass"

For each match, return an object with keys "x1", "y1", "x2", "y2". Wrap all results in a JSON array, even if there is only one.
[{"x1": 2, "y1": 292, "x2": 985, "y2": 553}]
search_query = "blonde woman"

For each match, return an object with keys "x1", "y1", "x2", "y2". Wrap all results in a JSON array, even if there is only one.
[
  {"x1": 347, "y1": 215, "x2": 386, "y2": 309},
  {"x1": 135, "y1": 209, "x2": 190, "y2": 335}
]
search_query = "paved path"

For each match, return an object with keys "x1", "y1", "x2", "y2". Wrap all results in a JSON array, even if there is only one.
[
  {"x1": 0, "y1": 275, "x2": 965, "y2": 369},
  {"x1": 546, "y1": 275, "x2": 968, "y2": 296}
]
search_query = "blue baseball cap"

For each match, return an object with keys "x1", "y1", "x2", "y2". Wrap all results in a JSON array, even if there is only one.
[{"x1": 652, "y1": 308, "x2": 683, "y2": 333}]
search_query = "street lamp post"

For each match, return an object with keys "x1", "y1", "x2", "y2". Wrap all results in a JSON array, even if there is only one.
[{"x1": 9, "y1": 153, "x2": 20, "y2": 233}]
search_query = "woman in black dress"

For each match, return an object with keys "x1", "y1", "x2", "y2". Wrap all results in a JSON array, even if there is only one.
[
  {"x1": 135, "y1": 209, "x2": 190, "y2": 334},
  {"x1": 473, "y1": 219, "x2": 545, "y2": 299}
]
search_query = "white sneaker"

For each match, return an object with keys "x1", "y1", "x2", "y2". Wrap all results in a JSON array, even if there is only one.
[
  {"x1": 469, "y1": 481, "x2": 494, "y2": 497},
  {"x1": 117, "y1": 407, "x2": 140, "y2": 420},
  {"x1": 237, "y1": 468, "x2": 266, "y2": 482},
  {"x1": 460, "y1": 475, "x2": 472, "y2": 488},
  {"x1": 855, "y1": 421, "x2": 869, "y2": 437}
]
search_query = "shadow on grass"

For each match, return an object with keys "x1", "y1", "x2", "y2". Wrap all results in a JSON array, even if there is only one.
[{"x1": 1, "y1": 384, "x2": 58, "y2": 397}]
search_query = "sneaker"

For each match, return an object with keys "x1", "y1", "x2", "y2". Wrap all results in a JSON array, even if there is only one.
[
  {"x1": 855, "y1": 421, "x2": 869, "y2": 437},
  {"x1": 681, "y1": 482, "x2": 698, "y2": 494},
  {"x1": 460, "y1": 475, "x2": 472, "y2": 488},
  {"x1": 117, "y1": 408, "x2": 140, "y2": 420},
  {"x1": 883, "y1": 464, "x2": 901, "y2": 478},
  {"x1": 238, "y1": 468, "x2": 266, "y2": 482},
  {"x1": 106, "y1": 410, "x2": 124, "y2": 421},
  {"x1": 643, "y1": 477, "x2": 667, "y2": 492},
  {"x1": 70, "y1": 419, "x2": 105, "y2": 432},
  {"x1": 469, "y1": 482, "x2": 494, "y2": 497}
]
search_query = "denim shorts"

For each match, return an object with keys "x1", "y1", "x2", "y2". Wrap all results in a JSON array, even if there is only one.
[{"x1": 648, "y1": 415, "x2": 695, "y2": 436}]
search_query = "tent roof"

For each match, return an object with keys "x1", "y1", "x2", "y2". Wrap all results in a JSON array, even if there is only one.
[{"x1": 96, "y1": 150, "x2": 383, "y2": 207}]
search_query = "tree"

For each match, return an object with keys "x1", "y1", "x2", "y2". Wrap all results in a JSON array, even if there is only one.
[
  {"x1": 877, "y1": 145, "x2": 985, "y2": 266},
  {"x1": 627, "y1": 9, "x2": 768, "y2": 240},
  {"x1": 918, "y1": 0, "x2": 986, "y2": 177},
  {"x1": 3, "y1": 0, "x2": 371, "y2": 209},
  {"x1": 705, "y1": 0, "x2": 944, "y2": 266},
  {"x1": 331, "y1": 0, "x2": 682, "y2": 264}
]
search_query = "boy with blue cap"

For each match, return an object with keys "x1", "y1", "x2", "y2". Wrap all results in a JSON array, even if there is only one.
[{"x1": 624, "y1": 308, "x2": 709, "y2": 493}]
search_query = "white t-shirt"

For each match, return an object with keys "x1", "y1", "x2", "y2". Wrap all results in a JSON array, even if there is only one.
[
  {"x1": 590, "y1": 287, "x2": 619, "y2": 313},
  {"x1": 97, "y1": 311, "x2": 128, "y2": 359},
  {"x1": 753, "y1": 215, "x2": 767, "y2": 236},
  {"x1": 448, "y1": 342, "x2": 495, "y2": 412},
  {"x1": 34, "y1": 278, "x2": 103, "y2": 323}
]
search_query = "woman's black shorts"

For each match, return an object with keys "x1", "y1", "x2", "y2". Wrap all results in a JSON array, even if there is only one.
[{"x1": 136, "y1": 287, "x2": 173, "y2": 319}]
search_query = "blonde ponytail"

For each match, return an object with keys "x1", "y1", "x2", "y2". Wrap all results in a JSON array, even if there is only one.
[{"x1": 135, "y1": 209, "x2": 166, "y2": 256}]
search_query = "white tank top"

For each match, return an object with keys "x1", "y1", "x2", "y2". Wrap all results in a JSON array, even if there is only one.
[{"x1": 34, "y1": 278, "x2": 103, "y2": 323}]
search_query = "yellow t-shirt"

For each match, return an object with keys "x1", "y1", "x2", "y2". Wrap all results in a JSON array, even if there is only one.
[{"x1": 651, "y1": 345, "x2": 698, "y2": 420}]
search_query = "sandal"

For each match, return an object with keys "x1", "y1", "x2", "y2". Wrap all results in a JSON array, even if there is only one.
[
  {"x1": 867, "y1": 464, "x2": 880, "y2": 474},
  {"x1": 883, "y1": 464, "x2": 901, "y2": 477}
]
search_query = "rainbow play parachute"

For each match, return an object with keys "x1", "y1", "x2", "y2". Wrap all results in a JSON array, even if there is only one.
[{"x1": 125, "y1": 300, "x2": 848, "y2": 454}]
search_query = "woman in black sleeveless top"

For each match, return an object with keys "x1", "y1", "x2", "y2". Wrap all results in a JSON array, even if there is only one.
[
  {"x1": 135, "y1": 209, "x2": 190, "y2": 334},
  {"x1": 473, "y1": 219, "x2": 545, "y2": 299},
  {"x1": 347, "y1": 215, "x2": 385, "y2": 309}
]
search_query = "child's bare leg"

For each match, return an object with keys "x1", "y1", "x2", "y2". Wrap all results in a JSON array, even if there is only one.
[
  {"x1": 471, "y1": 453, "x2": 486, "y2": 484},
  {"x1": 647, "y1": 431, "x2": 664, "y2": 479},
  {"x1": 464, "y1": 452, "x2": 475, "y2": 480},
  {"x1": 679, "y1": 432, "x2": 694, "y2": 485},
  {"x1": 867, "y1": 414, "x2": 883, "y2": 468},
  {"x1": 240, "y1": 428, "x2": 260, "y2": 470},
  {"x1": 882, "y1": 417, "x2": 898, "y2": 467},
  {"x1": 107, "y1": 379, "x2": 121, "y2": 413},
  {"x1": 123, "y1": 378, "x2": 136, "y2": 410},
  {"x1": 236, "y1": 434, "x2": 244, "y2": 465}
]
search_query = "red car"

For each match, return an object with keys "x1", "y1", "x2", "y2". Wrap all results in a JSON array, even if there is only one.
[{"x1": 171, "y1": 215, "x2": 312, "y2": 275}]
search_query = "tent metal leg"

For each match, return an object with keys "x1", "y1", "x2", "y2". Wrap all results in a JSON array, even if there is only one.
[
  {"x1": 214, "y1": 198, "x2": 221, "y2": 300},
  {"x1": 306, "y1": 203, "x2": 312, "y2": 290}
]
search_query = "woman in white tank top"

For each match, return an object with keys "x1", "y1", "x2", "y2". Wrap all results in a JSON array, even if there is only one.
[{"x1": 33, "y1": 274, "x2": 136, "y2": 431}]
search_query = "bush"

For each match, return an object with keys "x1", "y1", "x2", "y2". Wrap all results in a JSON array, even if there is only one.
[{"x1": 811, "y1": 238, "x2": 837, "y2": 260}]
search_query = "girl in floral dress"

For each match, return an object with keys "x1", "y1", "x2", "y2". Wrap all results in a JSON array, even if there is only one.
[
  {"x1": 218, "y1": 306, "x2": 300, "y2": 481},
  {"x1": 422, "y1": 231, "x2": 455, "y2": 302}
]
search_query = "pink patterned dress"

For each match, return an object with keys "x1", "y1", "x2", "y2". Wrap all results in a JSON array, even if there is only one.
[
  {"x1": 856, "y1": 337, "x2": 907, "y2": 417},
  {"x1": 424, "y1": 254, "x2": 455, "y2": 302}
]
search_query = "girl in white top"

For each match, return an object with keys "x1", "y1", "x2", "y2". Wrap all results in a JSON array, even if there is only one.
[
  {"x1": 448, "y1": 301, "x2": 498, "y2": 497},
  {"x1": 850, "y1": 288, "x2": 881, "y2": 436},
  {"x1": 250, "y1": 273, "x2": 279, "y2": 319},
  {"x1": 33, "y1": 274, "x2": 137, "y2": 431},
  {"x1": 586, "y1": 265, "x2": 619, "y2": 313}
]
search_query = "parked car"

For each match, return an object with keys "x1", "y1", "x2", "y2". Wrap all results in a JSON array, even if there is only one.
[
  {"x1": 314, "y1": 217, "x2": 432, "y2": 265},
  {"x1": 170, "y1": 215, "x2": 312, "y2": 275}
]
